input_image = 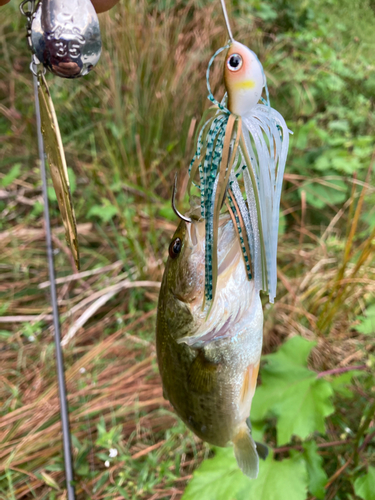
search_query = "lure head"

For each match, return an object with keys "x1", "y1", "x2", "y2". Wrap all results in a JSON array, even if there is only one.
[{"x1": 224, "y1": 41, "x2": 265, "y2": 117}]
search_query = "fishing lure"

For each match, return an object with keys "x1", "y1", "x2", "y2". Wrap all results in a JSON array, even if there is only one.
[
  {"x1": 187, "y1": 0, "x2": 290, "y2": 306},
  {"x1": 23, "y1": 0, "x2": 103, "y2": 270}
]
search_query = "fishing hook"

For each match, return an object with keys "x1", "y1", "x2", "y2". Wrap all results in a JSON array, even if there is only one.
[{"x1": 172, "y1": 174, "x2": 192, "y2": 223}]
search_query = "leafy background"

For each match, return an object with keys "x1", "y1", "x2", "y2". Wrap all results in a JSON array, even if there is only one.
[{"x1": 0, "y1": 0, "x2": 374, "y2": 498}]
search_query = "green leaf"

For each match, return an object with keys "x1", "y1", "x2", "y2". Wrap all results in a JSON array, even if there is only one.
[
  {"x1": 40, "y1": 471, "x2": 61, "y2": 491},
  {"x1": 1, "y1": 163, "x2": 21, "y2": 187},
  {"x1": 181, "y1": 447, "x2": 250, "y2": 500},
  {"x1": 252, "y1": 337, "x2": 334, "y2": 445},
  {"x1": 302, "y1": 441, "x2": 327, "y2": 498},
  {"x1": 354, "y1": 305, "x2": 375, "y2": 335},
  {"x1": 251, "y1": 421, "x2": 266, "y2": 443},
  {"x1": 0, "y1": 302, "x2": 10, "y2": 315},
  {"x1": 182, "y1": 448, "x2": 308, "y2": 500},
  {"x1": 328, "y1": 120, "x2": 349, "y2": 133},
  {"x1": 47, "y1": 185, "x2": 57, "y2": 202},
  {"x1": 315, "y1": 150, "x2": 362, "y2": 175},
  {"x1": 243, "y1": 454, "x2": 308, "y2": 500},
  {"x1": 88, "y1": 200, "x2": 118, "y2": 223},
  {"x1": 0, "y1": 330, "x2": 12, "y2": 340},
  {"x1": 278, "y1": 211, "x2": 286, "y2": 236},
  {"x1": 159, "y1": 205, "x2": 176, "y2": 221},
  {"x1": 67, "y1": 167, "x2": 77, "y2": 194},
  {"x1": 300, "y1": 180, "x2": 347, "y2": 209},
  {"x1": 354, "y1": 467, "x2": 375, "y2": 500},
  {"x1": 45, "y1": 463, "x2": 64, "y2": 472},
  {"x1": 330, "y1": 371, "x2": 366, "y2": 398}
]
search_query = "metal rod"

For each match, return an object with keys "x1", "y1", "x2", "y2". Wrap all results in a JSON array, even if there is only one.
[
  {"x1": 33, "y1": 74, "x2": 76, "y2": 500},
  {"x1": 220, "y1": 0, "x2": 234, "y2": 43}
]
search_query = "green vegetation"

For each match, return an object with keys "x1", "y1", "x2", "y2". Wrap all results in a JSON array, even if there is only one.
[{"x1": 0, "y1": 0, "x2": 374, "y2": 498}]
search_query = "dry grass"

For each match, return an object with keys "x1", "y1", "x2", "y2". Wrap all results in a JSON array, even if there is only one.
[{"x1": 0, "y1": 222, "x2": 207, "y2": 498}]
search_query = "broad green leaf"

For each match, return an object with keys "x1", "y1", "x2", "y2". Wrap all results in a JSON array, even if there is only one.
[
  {"x1": 243, "y1": 454, "x2": 308, "y2": 500},
  {"x1": 302, "y1": 441, "x2": 327, "y2": 498},
  {"x1": 252, "y1": 337, "x2": 334, "y2": 445},
  {"x1": 182, "y1": 448, "x2": 308, "y2": 500},
  {"x1": 181, "y1": 447, "x2": 250, "y2": 500},
  {"x1": 354, "y1": 467, "x2": 375, "y2": 500}
]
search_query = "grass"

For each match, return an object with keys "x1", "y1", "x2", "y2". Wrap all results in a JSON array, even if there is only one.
[{"x1": 1, "y1": 0, "x2": 375, "y2": 498}]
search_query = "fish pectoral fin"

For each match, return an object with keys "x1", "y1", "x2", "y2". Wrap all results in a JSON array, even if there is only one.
[
  {"x1": 188, "y1": 351, "x2": 218, "y2": 393},
  {"x1": 177, "y1": 310, "x2": 243, "y2": 348},
  {"x1": 232, "y1": 423, "x2": 259, "y2": 479},
  {"x1": 255, "y1": 441, "x2": 269, "y2": 461}
]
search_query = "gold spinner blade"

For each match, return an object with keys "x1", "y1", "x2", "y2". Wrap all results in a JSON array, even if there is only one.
[{"x1": 38, "y1": 73, "x2": 80, "y2": 269}]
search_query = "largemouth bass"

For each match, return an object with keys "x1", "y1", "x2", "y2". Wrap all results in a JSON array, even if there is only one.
[{"x1": 156, "y1": 211, "x2": 264, "y2": 478}]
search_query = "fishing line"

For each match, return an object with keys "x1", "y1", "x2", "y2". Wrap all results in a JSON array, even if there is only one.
[{"x1": 220, "y1": 0, "x2": 234, "y2": 43}]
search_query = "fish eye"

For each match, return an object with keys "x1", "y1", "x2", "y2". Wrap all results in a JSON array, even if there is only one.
[
  {"x1": 169, "y1": 237, "x2": 182, "y2": 259},
  {"x1": 227, "y1": 53, "x2": 243, "y2": 72}
]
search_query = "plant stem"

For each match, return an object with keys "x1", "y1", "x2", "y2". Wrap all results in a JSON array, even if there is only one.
[
  {"x1": 317, "y1": 365, "x2": 367, "y2": 379},
  {"x1": 325, "y1": 458, "x2": 352, "y2": 489},
  {"x1": 353, "y1": 398, "x2": 375, "y2": 466},
  {"x1": 273, "y1": 439, "x2": 352, "y2": 455},
  {"x1": 358, "y1": 429, "x2": 375, "y2": 453}
]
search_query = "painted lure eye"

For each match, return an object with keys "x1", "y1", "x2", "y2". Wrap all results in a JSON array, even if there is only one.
[
  {"x1": 169, "y1": 237, "x2": 182, "y2": 259},
  {"x1": 227, "y1": 53, "x2": 243, "y2": 72}
]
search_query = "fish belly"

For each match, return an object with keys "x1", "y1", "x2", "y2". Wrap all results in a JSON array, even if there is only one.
[{"x1": 157, "y1": 296, "x2": 263, "y2": 447}]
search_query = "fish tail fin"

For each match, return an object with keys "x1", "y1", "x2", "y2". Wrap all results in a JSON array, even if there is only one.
[{"x1": 232, "y1": 423, "x2": 259, "y2": 479}]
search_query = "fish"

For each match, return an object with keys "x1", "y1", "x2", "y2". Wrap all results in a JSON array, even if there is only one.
[{"x1": 156, "y1": 208, "x2": 265, "y2": 478}]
